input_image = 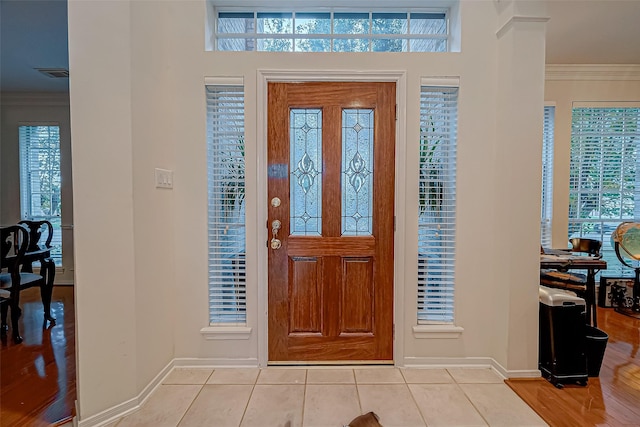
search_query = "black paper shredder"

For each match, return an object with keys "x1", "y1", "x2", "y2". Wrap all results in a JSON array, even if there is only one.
[{"x1": 538, "y1": 286, "x2": 588, "y2": 388}]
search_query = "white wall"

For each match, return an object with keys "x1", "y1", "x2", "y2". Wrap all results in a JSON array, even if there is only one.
[
  {"x1": 68, "y1": 0, "x2": 546, "y2": 421},
  {"x1": 545, "y1": 68, "x2": 640, "y2": 247},
  {"x1": 0, "y1": 93, "x2": 74, "y2": 283},
  {"x1": 68, "y1": 0, "x2": 177, "y2": 419}
]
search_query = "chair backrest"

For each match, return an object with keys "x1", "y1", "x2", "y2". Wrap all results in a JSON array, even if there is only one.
[
  {"x1": 570, "y1": 238, "x2": 602, "y2": 257},
  {"x1": 18, "y1": 220, "x2": 52, "y2": 252},
  {"x1": 1, "y1": 225, "x2": 29, "y2": 275}
]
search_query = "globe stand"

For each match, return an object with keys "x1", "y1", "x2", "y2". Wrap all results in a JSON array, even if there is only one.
[{"x1": 613, "y1": 242, "x2": 640, "y2": 319}]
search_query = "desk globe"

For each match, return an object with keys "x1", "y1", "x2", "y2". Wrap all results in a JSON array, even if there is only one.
[{"x1": 611, "y1": 222, "x2": 640, "y2": 317}]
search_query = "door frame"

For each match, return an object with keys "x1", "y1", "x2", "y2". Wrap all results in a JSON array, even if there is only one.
[{"x1": 256, "y1": 69, "x2": 407, "y2": 367}]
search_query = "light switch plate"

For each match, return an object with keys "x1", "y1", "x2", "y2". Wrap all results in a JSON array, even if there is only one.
[{"x1": 155, "y1": 168, "x2": 173, "y2": 189}]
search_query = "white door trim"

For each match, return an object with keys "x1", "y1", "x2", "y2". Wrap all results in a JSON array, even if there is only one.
[{"x1": 256, "y1": 69, "x2": 407, "y2": 367}]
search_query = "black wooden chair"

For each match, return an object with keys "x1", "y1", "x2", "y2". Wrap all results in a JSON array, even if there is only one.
[
  {"x1": 18, "y1": 220, "x2": 56, "y2": 323},
  {"x1": 0, "y1": 224, "x2": 50, "y2": 344},
  {"x1": 540, "y1": 238, "x2": 603, "y2": 297}
]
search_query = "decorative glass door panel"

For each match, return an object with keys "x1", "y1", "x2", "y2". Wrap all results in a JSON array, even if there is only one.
[
  {"x1": 342, "y1": 109, "x2": 374, "y2": 236},
  {"x1": 290, "y1": 109, "x2": 322, "y2": 236}
]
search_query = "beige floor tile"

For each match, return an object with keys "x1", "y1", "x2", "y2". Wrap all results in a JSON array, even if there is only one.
[
  {"x1": 303, "y1": 384, "x2": 361, "y2": 427},
  {"x1": 163, "y1": 367, "x2": 214, "y2": 385},
  {"x1": 408, "y1": 384, "x2": 487, "y2": 426},
  {"x1": 401, "y1": 368, "x2": 455, "y2": 384},
  {"x1": 178, "y1": 384, "x2": 253, "y2": 427},
  {"x1": 460, "y1": 383, "x2": 548, "y2": 426},
  {"x1": 354, "y1": 367, "x2": 405, "y2": 384},
  {"x1": 306, "y1": 368, "x2": 355, "y2": 384},
  {"x1": 357, "y1": 384, "x2": 425, "y2": 427},
  {"x1": 240, "y1": 384, "x2": 304, "y2": 427},
  {"x1": 207, "y1": 368, "x2": 260, "y2": 384},
  {"x1": 257, "y1": 368, "x2": 307, "y2": 384},
  {"x1": 117, "y1": 384, "x2": 201, "y2": 427},
  {"x1": 446, "y1": 368, "x2": 504, "y2": 384}
]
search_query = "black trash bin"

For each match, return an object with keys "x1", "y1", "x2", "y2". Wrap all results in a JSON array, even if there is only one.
[
  {"x1": 538, "y1": 286, "x2": 588, "y2": 388},
  {"x1": 585, "y1": 325, "x2": 608, "y2": 377}
]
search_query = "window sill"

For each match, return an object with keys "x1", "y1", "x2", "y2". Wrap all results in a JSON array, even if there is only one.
[
  {"x1": 412, "y1": 325, "x2": 464, "y2": 339},
  {"x1": 200, "y1": 326, "x2": 252, "y2": 340}
]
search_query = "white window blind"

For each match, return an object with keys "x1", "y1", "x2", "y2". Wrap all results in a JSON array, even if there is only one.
[
  {"x1": 206, "y1": 83, "x2": 247, "y2": 324},
  {"x1": 569, "y1": 107, "x2": 640, "y2": 276},
  {"x1": 417, "y1": 84, "x2": 458, "y2": 324},
  {"x1": 541, "y1": 106, "x2": 555, "y2": 247},
  {"x1": 18, "y1": 125, "x2": 62, "y2": 266}
]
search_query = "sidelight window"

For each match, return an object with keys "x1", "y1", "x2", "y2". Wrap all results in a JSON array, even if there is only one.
[
  {"x1": 417, "y1": 82, "x2": 458, "y2": 324},
  {"x1": 206, "y1": 81, "x2": 247, "y2": 324}
]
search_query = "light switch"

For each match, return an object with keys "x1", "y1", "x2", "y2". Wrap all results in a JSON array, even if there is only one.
[{"x1": 155, "y1": 168, "x2": 173, "y2": 189}]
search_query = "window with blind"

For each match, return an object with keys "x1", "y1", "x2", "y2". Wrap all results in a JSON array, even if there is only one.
[
  {"x1": 417, "y1": 83, "x2": 458, "y2": 324},
  {"x1": 569, "y1": 107, "x2": 640, "y2": 276},
  {"x1": 206, "y1": 82, "x2": 247, "y2": 324},
  {"x1": 19, "y1": 125, "x2": 63, "y2": 266},
  {"x1": 541, "y1": 106, "x2": 555, "y2": 247},
  {"x1": 213, "y1": 10, "x2": 449, "y2": 52}
]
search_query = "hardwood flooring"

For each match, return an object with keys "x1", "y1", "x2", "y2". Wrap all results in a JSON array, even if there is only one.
[
  {"x1": 0, "y1": 286, "x2": 75, "y2": 427},
  {"x1": 2, "y1": 287, "x2": 638, "y2": 426},
  {"x1": 507, "y1": 307, "x2": 640, "y2": 427}
]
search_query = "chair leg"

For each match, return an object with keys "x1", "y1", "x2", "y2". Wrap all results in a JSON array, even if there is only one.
[
  {"x1": 40, "y1": 259, "x2": 56, "y2": 323},
  {"x1": 10, "y1": 299, "x2": 23, "y2": 344},
  {"x1": 40, "y1": 285, "x2": 56, "y2": 324},
  {"x1": 1, "y1": 302, "x2": 8, "y2": 335}
]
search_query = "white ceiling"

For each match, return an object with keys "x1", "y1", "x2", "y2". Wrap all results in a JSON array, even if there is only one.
[
  {"x1": 1, "y1": 0, "x2": 639, "y2": 93},
  {"x1": 1, "y1": 0, "x2": 69, "y2": 92}
]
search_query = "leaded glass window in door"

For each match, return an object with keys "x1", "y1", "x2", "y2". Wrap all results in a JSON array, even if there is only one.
[
  {"x1": 342, "y1": 109, "x2": 374, "y2": 236},
  {"x1": 290, "y1": 109, "x2": 322, "y2": 236}
]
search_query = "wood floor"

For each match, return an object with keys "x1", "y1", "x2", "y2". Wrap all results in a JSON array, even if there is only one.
[
  {"x1": 0, "y1": 286, "x2": 75, "y2": 427},
  {"x1": 507, "y1": 307, "x2": 640, "y2": 427},
  {"x1": 1, "y1": 287, "x2": 638, "y2": 426}
]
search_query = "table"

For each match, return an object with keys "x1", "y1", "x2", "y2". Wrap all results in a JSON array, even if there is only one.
[{"x1": 541, "y1": 252, "x2": 607, "y2": 327}]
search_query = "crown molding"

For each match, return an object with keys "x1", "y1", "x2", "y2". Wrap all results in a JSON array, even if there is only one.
[
  {"x1": 545, "y1": 64, "x2": 640, "y2": 81},
  {"x1": 0, "y1": 92, "x2": 70, "y2": 107}
]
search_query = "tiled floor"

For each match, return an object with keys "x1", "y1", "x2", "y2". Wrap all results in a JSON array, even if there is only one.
[{"x1": 100, "y1": 367, "x2": 548, "y2": 427}]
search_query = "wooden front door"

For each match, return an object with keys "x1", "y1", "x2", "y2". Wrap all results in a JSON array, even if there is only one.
[{"x1": 267, "y1": 81, "x2": 395, "y2": 363}]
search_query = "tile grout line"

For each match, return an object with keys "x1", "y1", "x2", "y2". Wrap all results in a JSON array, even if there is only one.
[
  {"x1": 452, "y1": 376, "x2": 492, "y2": 427},
  {"x1": 237, "y1": 370, "x2": 261, "y2": 427},
  {"x1": 174, "y1": 368, "x2": 216, "y2": 426},
  {"x1": 300, "y1": 369, "x2": 308, "y2": 426},
  {"x1": 403, "y1": 373, "x2": 429, "y2": 427},
  {"x1": 350, "y1": 369, "x2": 363, "y2": 425}
]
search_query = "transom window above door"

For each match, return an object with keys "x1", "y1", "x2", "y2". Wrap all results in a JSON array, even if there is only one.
[{"x1": 208, "y1": 9, "x2": 450, "y2": 52}]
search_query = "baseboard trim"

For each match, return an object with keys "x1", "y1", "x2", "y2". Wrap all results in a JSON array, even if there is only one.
[
  {"x1": 403, "y1": 356, "x2": 540, "y2": 379},
  {"x1": 173, "y1": 357, "x2": 259, "y2": 367},
  {"x1": 77, "y1": 360, "x2": 174, "y2": 427},
  {"x1": 54, "y1": 280, "x2": 74, "y2": 286}
]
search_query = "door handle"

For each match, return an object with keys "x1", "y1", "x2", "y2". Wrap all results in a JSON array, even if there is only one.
[{"x1": 271, "y1": 220, "x2": 282, "y2": 250}]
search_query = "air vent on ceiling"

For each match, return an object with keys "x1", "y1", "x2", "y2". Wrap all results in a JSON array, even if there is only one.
[{"x1": 36, "y1": 68, "x2": 69, "y2": 78}]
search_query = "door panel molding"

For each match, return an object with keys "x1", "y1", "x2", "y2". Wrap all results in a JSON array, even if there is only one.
[{"x1": 256, "y1": 69, "x2": 407, "y2": 367}]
